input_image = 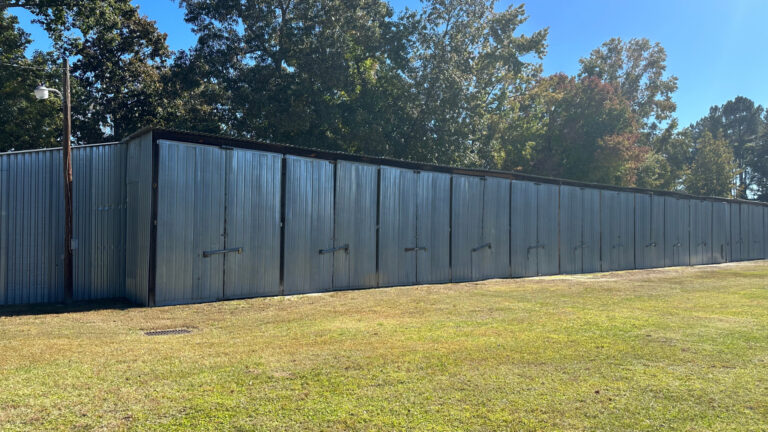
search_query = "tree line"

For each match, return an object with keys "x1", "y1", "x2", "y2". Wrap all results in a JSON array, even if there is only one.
[{"x1": 1, "y1": 0, "x2": 766, "y2": 201}]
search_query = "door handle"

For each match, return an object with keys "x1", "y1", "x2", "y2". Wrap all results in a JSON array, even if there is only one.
[
  {"x1": 203, "y1": 247, "x2": 242, "y2": 257},
  {"x1": 404, "y1": 247, "x2": 428, "y2": 252},
  {"x1": 472, "y1": 242, "x2": 492, "y2": 252},
  {"x1": 319, "y1": 244, "x2": 349, "y2": 254}
]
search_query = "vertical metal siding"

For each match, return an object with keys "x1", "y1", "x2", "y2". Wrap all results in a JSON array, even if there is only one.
[
  {"x1": 689, "y1": 200, "x2": 712, "y2": 266},
  {"x1": 730, "y1": 203, "x2": 742, "y2": 261},
  {"x1": 601, "y1": 191, "x2": 635, "y2": 271},
  {"x1": 740, "y1": 204, "x2": 751, "y2": 260},
  {"x1": 416, "y1": 171, "x2": 451, "y2": 283},
  {"x1": 378, "y1": 166, "x2": 417, "y2": 287},
  {"x1": 155, "y1": 141, "x2": 226, "y2": 305},
  {"x1": 537, "y1": 183, "x2": 560, "y2": 275},
  {"x1": 333, "y1": 161, "x2": 377, "y2": 290},
  {"x1": 582, "y1": 188, "x2": 601, "y2": 273},
  {"x1": 559, "y1": 186, "x2": 582, "y2": 274},
  {"x1": 480, "y1": 177, "x2": 510, "y2": 279},
  {"x1": 0, "y1": 150, "x2": 64, "y2": 305},
  {"x1": 223, "y1": 148, "x2": 282, "y2": 299},
  {"x1": 664, "y1": 197, "x2": 690, "y2": 267},
  {"x1": 635, "y1": 193, "x2": 653, "y2": 269},
  {"x1": 72, "y1": 144, "x2": 127, "y2": 301},
  {"x1": 750, "y1": 205, "x2": 765, "y2": 259},
  {"x1": 451, "y1": 175, "x2": 483, "y2": 282},
  {"x1": 283, "y1": 156, "x2": 334, "y2": 294},
  {"x1": 510, "y1": 180, "x2": 537, "y2": 277},
  {"x1": 712, "y1": 202, "x2": 730, "y2": 263},
  {"x1": 124, "y1": 133, "x2": 153, "y2": 305}
]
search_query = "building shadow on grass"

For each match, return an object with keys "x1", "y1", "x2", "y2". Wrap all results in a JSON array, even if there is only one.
[{"x1": 0, "y1": 298, "x2": 138, "y2": 317}]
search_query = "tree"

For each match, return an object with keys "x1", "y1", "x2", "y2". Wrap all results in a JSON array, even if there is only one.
[
  {"x1": 0, "y1": 11, "x2": 60, "y2": 152},
  {"x1": 27, "y1": 0, "x2": 174, "y2": 142},
  {"x1": 406, "y1": 0, "x2": 548, "y2": 166},
  {"x1": 691, "y1": 96, "x2": 764, "y2": 199},
  {"x1": 684, "y1": 131, "x2": 736, "y2": 197},
  {"x1": 519, "y1": 74, "x2": 646, "y2": 186}
]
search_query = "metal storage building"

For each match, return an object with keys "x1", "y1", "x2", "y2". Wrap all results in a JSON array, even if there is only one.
[{"x1": 2, "y1": 128, "x2": 767, "y2": 307}]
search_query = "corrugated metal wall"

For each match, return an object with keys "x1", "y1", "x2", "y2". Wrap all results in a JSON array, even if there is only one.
[
  {"x1": 415, "y1": 171, "x2": 451, "y2": 284},
  {"x1": 665, "y1": 197, "x2": 690, "y2": 267},
  {"x1": 712, "y1": 202, "x2": 730, "y2": 263},
  {"x1": 479, "y1": 177, "x2": 510, "y2": 280},
  {"x1": 510, "y1": 180, "x2": 538, "y2": 277},
  {"x1": 155, "y1": 141, "x2": 226, "y2": 305},
  {"x1": 378, "y1": 166, "x2": 418, "y2": 286},
  {"x1": 334, "y1": 161, "x2": 378, "y2": 290},
  {"x1": 601, "y1": 190, "x2": 635, "y2": 271},
  {"x1": 283, "y1": 156, "x2": 335, "y2": 295},
  {"x1": 689, "y1": 200, "x2": 713, "y2": 266},
  {"x1": 730, "y1": 203, "x2": 743, "y2": 261},
  {"x1": 1, "y1": 144, "x2": 126, "y2": 306},
  {"x1": 4, "y1": 132, "x2": 768, "y2": 308},
  {"x1": 223, "y1": 148, "x2": 282, "y2": 299},
  {"x1": 124, "y1": 133, "x2": 152, "y2": 305},
  {"x1": 0, "y1": 149, "x2": 65, "y2": 305},
  {"x1": 451, "y1": 175, "x2": 484, "y2": 282}
]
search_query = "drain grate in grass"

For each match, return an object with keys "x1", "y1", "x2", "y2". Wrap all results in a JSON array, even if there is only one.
[{"x1": 144, "y1": 328, "x2": 192, "y2": 336}]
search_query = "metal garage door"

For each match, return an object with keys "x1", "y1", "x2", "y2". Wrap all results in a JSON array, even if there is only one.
[
  {"x1": 223, "y1": 148, "x2": 282, "y2": 299},
  {"x1": 334, "y1": 161, "x2": 378, "y2": 290},
  {"x1": 155, "y1": 141, "x2": 226, "y2": 305},
  {"x1": 283, "y1": 156, "x2": 334, "y2": 294},
  {"x1": 378, "y1": 167, "x2": 418, "y2": 286},
  {"x1": 380, "y1": 168, "x2": 452, "y2": 286},
  {"x1": 478, "y1": 177, "x2": 510, "y2": 280},
  {"x1": 712, "y1": 202, "x2": 730, "y2": 263},
  {"x1": 601, "y1": 190, "x2": 635, "y2": 271},
  {"x1": 537, "y1": 184, "x2": 560, "y2": 275},
  {"x1": 451, "y1": 175, "x2": 484, "y2": 282},
  {"x1": 664, "y1": 197, "x2": 690, "y2": 267},
  {"x1": 740, "y1": 204, "x2": 751, "y2": 260},
  {"x1": 510, "y1": 181, "x2": 537, "y2": 277},
  {"x1": 730, "y1": 203, "x2": 742, "y2": 261},
  {"x1": 689, "y1": 200, "x2": 712, "y2": 266},
  {"x1": 560, "y1": 186, "x2": 600, "y2": 274},
  {"x1": 416, "y1": 171, "x2": 451, "y2": 284}
]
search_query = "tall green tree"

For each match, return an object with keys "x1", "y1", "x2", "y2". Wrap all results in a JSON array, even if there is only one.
[
  {"x1": 691, "y1": 96, "x2": 764, "y2": 199},
  {"x1": 0, "y1": 11, "x2": 60, "y2": 151},
  {"x1": 27, "y1": 0, "x2": 174, "y2": 142},
  {"x1": 684, "y1": 131, "x2": 736, "y2": 197}
]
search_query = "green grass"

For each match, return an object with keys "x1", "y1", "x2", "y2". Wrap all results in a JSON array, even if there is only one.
[{"x1": 1, "y1": 262, "x2": 768, "y2": 431}]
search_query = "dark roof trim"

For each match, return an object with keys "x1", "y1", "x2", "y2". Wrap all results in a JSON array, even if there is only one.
[{"x1": 124, "y1": 127, "x2": 768, "y2": 208}]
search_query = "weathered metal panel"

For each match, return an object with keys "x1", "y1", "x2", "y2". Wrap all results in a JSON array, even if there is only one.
[
  {"x1": 635, "y1": 193, "x2": 652, "y2": 269},
  {"x1": 72, "y1": 144, "x2": 127, "y2": 301},
  {"x1": 416, "y1": 171, "x2": 451, "y2": 284},
  {"x1": 765, "y1": 206, "x2": 768, "y2": 259},
  {"x1": 155, "y1": 141, "x2": 226, "y2": 305},
  {"x1": 479, "y1": 177, "x2": 510, "y2": 279},
  {"x1": 730, "y1": 203, "x2": 742, "y2": 261},
  {"x1": 582, "y1": 188, "x2": 601, "y2": 273},
  {"x1": 0, "y1": 149, "x2": 65, "y2": 305},
  {"x1": 689, "y1": 200, "x2": 712, "y2": 266},
  {"x1": 749, "y1": 205, "x2": 765, "y2": 260},
  {"x1": 510, "y1": 180, "x2": 537, "y2": 277},
  {"x1": 537, "y1": 183, "x2": 560, "y2": 275},
  {"x1": 559, "y1": 186, "x2": 582, "y2": 274},
  {"x1": 451, "y1": 175, "x2": 484, "y2": 282},
  {"x1": 283, "y1": 156, "x2": 334, "y2": 294},
  {"x1": 664, "y1": 197, "x2": 690, "y2": 267},
  {"x1": 711, "y1": 202, "x2": 730, "y2": 263},
  {"x1": 601, "y1": 190, "x2": 635, "y2": 271},
  {"x1": 740, "y1": 204, "x2": 751, "y2": 260},
  {"x1": 125, "y1": 133, "x2": 153, "y2": 305},
  {"x1": 378, "y1": 167, "x2": 417, "y2": 286},
  {"x1": 333, "y1": 161, "x2": 377, "y2": 290},
  {"x1": 223, "y1": 148, "x2": 282, "y2": 299}
]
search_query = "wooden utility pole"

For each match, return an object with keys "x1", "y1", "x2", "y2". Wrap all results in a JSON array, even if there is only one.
[{"x1": 62, "y1": 56, "x2": 73, "y2": 302}]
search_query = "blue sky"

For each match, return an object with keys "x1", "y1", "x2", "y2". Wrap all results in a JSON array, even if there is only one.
[{"x1": 11, "y1": 0, "x2": 768, "y2": 127}]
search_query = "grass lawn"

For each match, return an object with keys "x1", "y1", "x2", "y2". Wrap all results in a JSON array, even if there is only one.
[{"x1": 1, "y1": 262, "x2": 768, "y2": 431}]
